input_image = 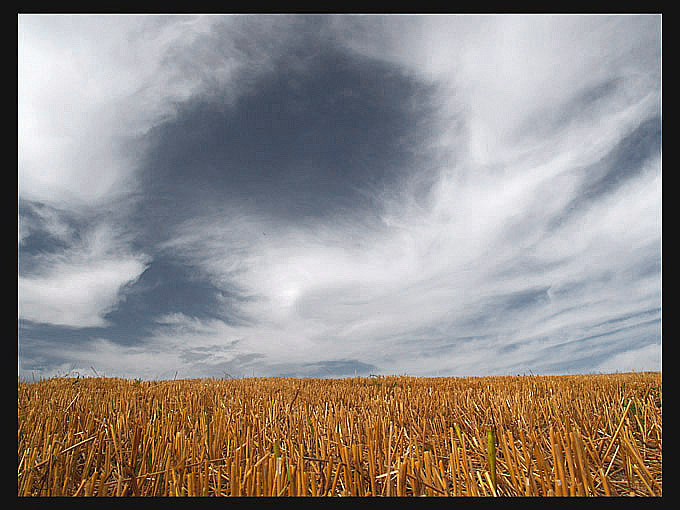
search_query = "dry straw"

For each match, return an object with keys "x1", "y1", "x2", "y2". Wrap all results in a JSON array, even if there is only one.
[{"x1": 17, "y1": 372, "x2": 661, "y2": 496}]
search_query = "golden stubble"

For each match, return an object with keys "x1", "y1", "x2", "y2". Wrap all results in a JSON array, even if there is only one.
[{"x1": 17, "y1": 372, "x2": 662, "y2": 496}]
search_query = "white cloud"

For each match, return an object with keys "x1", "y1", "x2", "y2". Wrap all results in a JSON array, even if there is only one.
[
  {"x1": 18, "y1": 15, "x2": 227, "y2": 208},
  {"x1": 19, "y1": 258, "x2": 147, "y2": 328},
  {"x1": 19, "y1": 224, "x2": 149, "y2": 328},
  {"x1": 334, "y1": 15, "x2": 660, "y2": 167},
  {"x1": 593, "y1": 342, "x2": 661, "y2": 374}
]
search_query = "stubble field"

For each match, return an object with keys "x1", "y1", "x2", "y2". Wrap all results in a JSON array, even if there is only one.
[{"x1": 17, "y1": 371, "x2": 661, "y2": 497}]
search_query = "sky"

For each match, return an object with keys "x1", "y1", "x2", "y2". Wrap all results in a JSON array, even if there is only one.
[{"x1": 18, "y1": 14, "x2": 661, "y2": 380}]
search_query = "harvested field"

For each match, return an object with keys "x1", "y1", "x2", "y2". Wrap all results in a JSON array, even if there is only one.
[{"x1": 17, "y1": 372, "x2": 661, "y2": 496}]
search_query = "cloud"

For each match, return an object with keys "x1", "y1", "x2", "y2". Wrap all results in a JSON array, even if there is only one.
[
  {"x1": 334, "y1": 15, "x2": 660, "y2": 166},
  {"x1": 20, "y1": 16, "x2": 133, "y2": 207},
  {"x1": 18, "y1": 15, "x2": 661, "y2": 379},
  {"x1": 18, "y1": 16, "x2": 226, "y2": 330},
  {"x1": 18, "y1": 200, "x2": 75, "y2": 248},
  {"x1": 144, "y1": 16, "x2": 660, "y2": 377},
  {"x1": 153, "y1": 148, "x2": 659, "y2": 376},
  {"x1": 19, "y1": 224, "x2": 149, "y2": 328},
  {"x1": 18, "y1": 15, "x2": 225, "y2": 207},
  {"x1": 20, "y1": 336, "x2": 184, "y2": 380},
  {"x1": 592, "y1": 342, "x2": 661, "y2": 374}
]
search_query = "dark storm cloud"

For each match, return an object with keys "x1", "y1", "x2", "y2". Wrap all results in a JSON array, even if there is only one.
[{"x1": 133, "y1": 33, "x2": 443, "y2": 246}]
